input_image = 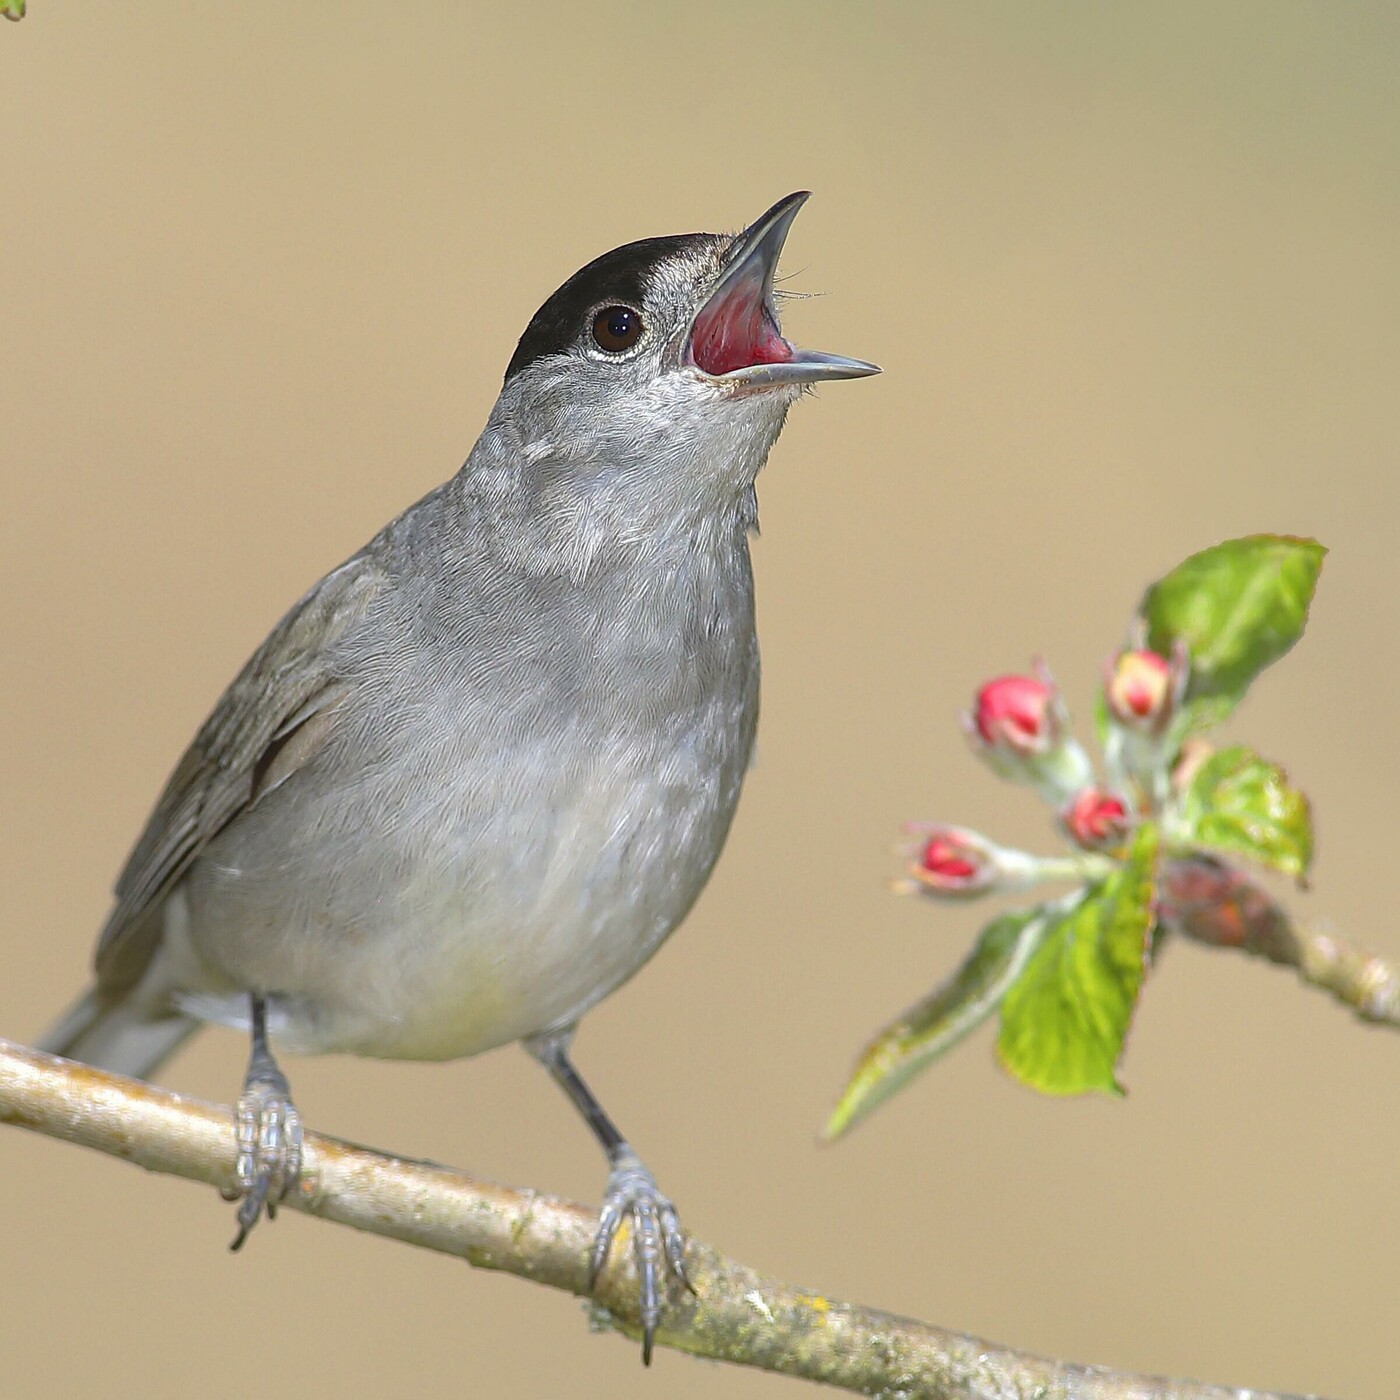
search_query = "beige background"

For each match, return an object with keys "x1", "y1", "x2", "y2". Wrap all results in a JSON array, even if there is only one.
[{"x1": 2, "y1": 6, "x2": 1397, "y2": 1398}]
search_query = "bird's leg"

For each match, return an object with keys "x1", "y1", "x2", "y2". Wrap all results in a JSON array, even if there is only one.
[
  {"x1": 525, "y1": 1029, "x2": 691, "y2": 1364},
  {"x1": 227, "y1": 994, "x2": 302, "y2": 1251}
]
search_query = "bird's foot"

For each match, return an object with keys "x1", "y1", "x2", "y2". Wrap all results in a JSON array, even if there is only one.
[
  {"x1": 227, "y1": 1061, "x2": 302, "y2": 1251},
  {"x1": 591, "y1": 1148, "x2": 692, "y2": 1364}
]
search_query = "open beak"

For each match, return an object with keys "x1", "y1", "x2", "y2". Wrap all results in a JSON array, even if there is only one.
[{"x1": 686, "y1": 191, "x2": 881, "y2": 388}]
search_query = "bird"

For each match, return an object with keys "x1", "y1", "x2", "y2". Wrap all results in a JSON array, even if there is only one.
[{"x1": 37, "y1": 191, "x2": 878, "y2": 1360}]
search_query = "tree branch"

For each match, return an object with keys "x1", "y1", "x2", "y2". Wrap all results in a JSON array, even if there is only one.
[
  {"x1": 1160, "y1": 855, "x2": 1400, "y2": 1028},
  {"x1": 1292, "y1": 921, "x2": 1400, "y2": 1026},
  {"x1": 0, "y1": 1037, "x2": 1322, "y2": 1399}
]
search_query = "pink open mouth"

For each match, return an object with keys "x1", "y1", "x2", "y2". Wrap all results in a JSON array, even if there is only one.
[
  {"x1": 680, "y1": 192, "x2": 879, "y2": 389},
  {"x1": 689, "y1": 286, "x2": 794, "y2": 377}
]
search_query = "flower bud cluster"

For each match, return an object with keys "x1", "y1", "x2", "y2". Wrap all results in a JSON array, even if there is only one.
[{"x1": 903, "y1": 644, "x2": 1196, "y2": 902}]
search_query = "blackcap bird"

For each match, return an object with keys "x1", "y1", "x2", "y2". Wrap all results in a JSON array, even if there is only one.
[{"x1": 38, "y1": 191, "x2": 878, "y2": 1360}]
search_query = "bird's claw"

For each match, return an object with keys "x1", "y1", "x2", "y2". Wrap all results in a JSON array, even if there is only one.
[
  {"x1": 229, "y1": 1067, "x2": 302, "y2": 1250},
  {"x1": 591, "y1": 1150, "x2": 690, "y2": 1364}
]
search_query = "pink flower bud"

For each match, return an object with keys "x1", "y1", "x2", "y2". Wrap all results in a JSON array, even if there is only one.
[
  {"x1": 962, "y1": 662, "x2": 1094, "y2": 802},
  {"x1": 1104, "y1": 648, "x2": 1183, "y2": 733},
  {"x1": 1060, "y1": 788, "x2": 1131, "y2": 850},
  {"x1": 896, "y1": 822, "x2": 1100, "y2": 900},
  {"x1": 906, "y1": 825, "x2": 998, "y2": 898},
  {"x1": 969, "y1": 671, "x2": 1060, "y2": 757}
]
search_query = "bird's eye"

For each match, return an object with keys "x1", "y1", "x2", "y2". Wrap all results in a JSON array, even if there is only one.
[{"x1": 591, "y1": 305, "x2": 644, "y2": 354}]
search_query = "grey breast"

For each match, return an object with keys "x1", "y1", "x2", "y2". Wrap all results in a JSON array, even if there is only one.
[{"x1": 172, "y1": 478, "x2": 761, "y2": 1055}]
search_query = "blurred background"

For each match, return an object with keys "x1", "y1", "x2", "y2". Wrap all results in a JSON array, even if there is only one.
[{"x1": 2, "y1": 5, "x2": 1397, "y2": 1397}]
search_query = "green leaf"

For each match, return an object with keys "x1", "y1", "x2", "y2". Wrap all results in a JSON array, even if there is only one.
[
  {"x1": 1177, "y1": 692, "x2": 1240, "y2": 736},
  {"x1": 996, "y1": 825, "x2": 1159, "y2": 1096},
  {"x1": 823, "y1": 907, "x2": 1047, "y2": 1140},
  {"x1": 2, "y1": 1, "x2": 24, "y2": 19},
  {"x1": 1139, "y1": 535, "x2": 1325, "y2": 718},
  {"x1": 1177, "y1": 744, "x2": 1313, "y2": 881}
]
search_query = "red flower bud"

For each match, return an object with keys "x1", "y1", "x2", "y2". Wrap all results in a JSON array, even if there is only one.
[
  {"x1": 970, "y1": 672, "x2": 1059, "y2": 757},
  {"x1": 921, "y1": 835, "x2": 980, "y2": 881},
  {"x1": 897, "y1": 822, "x2": 1093, "y2": 901},
  {"x1": 1060, "y1": 787, "x2": 1131, "y2": 850},
  {"x1": 1104, "y1": 648, "x2": 1182, "y2": 733},
  {"x1": 907, "y1": 826, "x2": 997, "y2": 898},
  {"x1": 963, "y1": 662, "x2": 1094, "y2": 802}
]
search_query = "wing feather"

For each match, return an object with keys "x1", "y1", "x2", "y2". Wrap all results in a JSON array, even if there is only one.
[{"x1": 94, "y1": 555, "x2": 386, "y2": 989}]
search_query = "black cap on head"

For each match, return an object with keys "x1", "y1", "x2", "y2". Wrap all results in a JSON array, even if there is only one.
[{"x1": 504, "y1": 232, "x2": 709, "y2": 384}]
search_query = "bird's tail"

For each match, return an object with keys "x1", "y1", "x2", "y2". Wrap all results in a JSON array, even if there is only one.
[{"x1": 37, "y1": 987, "x2": 198, "y2": 1081}]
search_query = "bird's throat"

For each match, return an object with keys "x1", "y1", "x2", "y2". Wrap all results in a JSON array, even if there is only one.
[{"x1": 688, "y1": 288, "x2": 793, "y2": 376}]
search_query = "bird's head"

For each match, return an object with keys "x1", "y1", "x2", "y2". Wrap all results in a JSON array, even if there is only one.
[{"x1": 487, "y1": 193, "x2": 878, "y2": 545}]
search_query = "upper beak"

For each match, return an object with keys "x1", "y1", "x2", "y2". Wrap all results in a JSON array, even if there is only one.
[{"x1": 686, "y1": 191, "x2": 881, "y2": 388}]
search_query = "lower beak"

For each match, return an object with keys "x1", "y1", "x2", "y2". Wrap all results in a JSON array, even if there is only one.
[{"x1": 687, "y1": 191, "x2": 881, "y2": 388}]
